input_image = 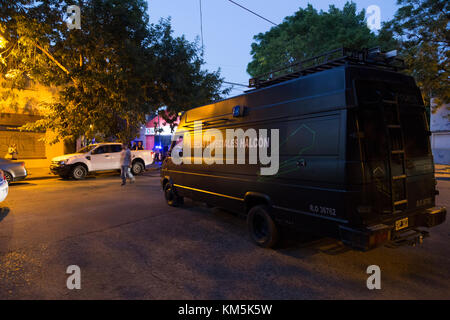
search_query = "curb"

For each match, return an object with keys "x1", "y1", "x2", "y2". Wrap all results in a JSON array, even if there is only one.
[
  {"x1": 24, "y1": 175, "x2": 59, "y2": 181},
  {"x1": 22, "y1": 168, "x2": 160, "y2": 181}
]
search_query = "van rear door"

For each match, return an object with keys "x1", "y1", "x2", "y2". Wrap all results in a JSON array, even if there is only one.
[{"x1": 355, "y1": 79, "x2": 434, "y2": 217}]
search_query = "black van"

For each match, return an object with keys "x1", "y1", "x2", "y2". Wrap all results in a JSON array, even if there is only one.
[{"x1": 161, "y1": 48, "x2": 446, "y2": 251}]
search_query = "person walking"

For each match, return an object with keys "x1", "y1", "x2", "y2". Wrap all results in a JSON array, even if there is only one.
[{"x1": 120, "y1": 143, "x2": 135, "y2": 186}]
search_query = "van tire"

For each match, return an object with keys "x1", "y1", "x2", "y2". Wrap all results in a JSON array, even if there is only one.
[
  {"x1": 247, "y1": 205, "x2": 279, "y2": 248},
  {"x1": 164, "y1": 183, "x2": 183, "y2": 207},
  {"x1": 71, "y1": 165, "x2": 87, "y2": 180}
]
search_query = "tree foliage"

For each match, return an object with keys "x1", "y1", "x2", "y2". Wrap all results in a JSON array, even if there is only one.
[
  {"x1": 0, "y1": 0, "x2": 227, "y2": 143},
  {"x1": 247, "y1": 2, "x2": 397, "y2": 77},
  {"x1": 385, "y1": 0, "x2": 449, "y2": 109}
]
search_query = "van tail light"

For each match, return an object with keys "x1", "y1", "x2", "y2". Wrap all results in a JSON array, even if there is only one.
[{"x1": 368, "y1": 229, "x2": 391, "y2": 249}]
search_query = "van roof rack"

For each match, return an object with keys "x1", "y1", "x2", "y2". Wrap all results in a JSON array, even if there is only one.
[{"x1": 248, "y1": 47, "x2": 405, "y2": 89}]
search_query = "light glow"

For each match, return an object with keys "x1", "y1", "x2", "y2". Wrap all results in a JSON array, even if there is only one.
[{"x1": 0, "y1": 35, "x2": 7, "y2": 49}]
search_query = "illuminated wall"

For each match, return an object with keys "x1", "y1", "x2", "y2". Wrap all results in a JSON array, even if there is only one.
[
  {"x1": 144, "y1": 112, "x2": 179, "y2": 151},
  {"x1": 430, "y1": 101, "x2": 450, "y2": 165},
  {"x1": 0, "y1": 81, "x2": 65, "y2": 167}
]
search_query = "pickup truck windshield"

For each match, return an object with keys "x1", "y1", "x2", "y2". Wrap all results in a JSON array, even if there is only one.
[{"x1": 76, "y1": 145, "x2": 98, "y2": 153}]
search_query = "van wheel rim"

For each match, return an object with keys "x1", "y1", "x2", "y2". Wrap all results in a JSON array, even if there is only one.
[{"x1": 253, "y1": 213, "x2": 269, "y2": 240}]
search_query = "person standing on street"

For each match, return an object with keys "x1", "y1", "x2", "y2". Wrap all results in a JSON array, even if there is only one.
[{"x1": 120, "y1": 143, "x2": 135, "y2": 186}]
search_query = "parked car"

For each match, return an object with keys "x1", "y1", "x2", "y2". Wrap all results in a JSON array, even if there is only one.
[
  {"x1": 0, "y1": 169, "x2": 9, "y2": 202},
  {"x1": 161, "y1": 47, "x2": 446, "y2": 251},
  {"x1": 50, "y1": 143, "x2": 154, "y2": 180},
  {"x1": 0, "y1": 158, "x2": 28, "y2": 183}
]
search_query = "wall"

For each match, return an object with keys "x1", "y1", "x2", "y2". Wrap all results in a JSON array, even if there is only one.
[
  {"x1": 0, "y1": 82, "x2": 66, "y2": 168},
  {"x1": 430, "y1": 101, "x2": 450, "y2": 165}
]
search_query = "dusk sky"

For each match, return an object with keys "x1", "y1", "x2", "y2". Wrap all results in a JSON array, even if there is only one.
[{"x1": 147, "y1": 1, "x2": 400, "y2": 97}]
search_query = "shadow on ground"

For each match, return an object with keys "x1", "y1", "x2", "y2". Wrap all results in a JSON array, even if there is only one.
[{"x1": 0, "y1": 207, "x2": 10, "y2": 222}]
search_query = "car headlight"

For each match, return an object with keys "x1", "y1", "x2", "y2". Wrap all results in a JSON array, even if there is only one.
[{"x1": 58, "y1": 160, "x2": 68, "y2": 165}]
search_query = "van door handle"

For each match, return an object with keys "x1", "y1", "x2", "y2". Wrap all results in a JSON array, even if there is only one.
[{"x1": 297, "y1": 159, "x2": 306, "y2": 167}]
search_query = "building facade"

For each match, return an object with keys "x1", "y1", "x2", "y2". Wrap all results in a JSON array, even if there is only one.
[
  {"x1": 0, "y1": 82, "x2": 66, "y2": 168},
  {"x1": 132, "y1": 112, "x2": 179, "y2": 153},
  {"x1": 430, "y1": 102, "x2": 450, "y2": 165}
]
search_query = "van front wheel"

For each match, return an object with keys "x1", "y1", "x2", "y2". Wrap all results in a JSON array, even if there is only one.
[
  {"x1": 164, "y1": 183, "x2": 183, "y2": 207},
  {"x1": 247, "y1": 205, "x2": 279, "y2": 248}
]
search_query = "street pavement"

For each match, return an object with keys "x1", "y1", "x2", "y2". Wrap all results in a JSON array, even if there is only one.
[{"x1": 0, "y1": 171, "x2": 449, "y2": 299}]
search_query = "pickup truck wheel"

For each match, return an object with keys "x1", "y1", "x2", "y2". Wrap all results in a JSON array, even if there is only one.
[
  {"x1": 71, "y1": 165, "x2": 87, "y2": 180},
  {"x1": 247, "y1": 205, "x2": 279, "y2": 248},
  {"x1": 131, "y1": 161, "x2": 145, "y2": 175},
  {"x1": 164, "y1": 183, "x2": 183, "y2": 207}
]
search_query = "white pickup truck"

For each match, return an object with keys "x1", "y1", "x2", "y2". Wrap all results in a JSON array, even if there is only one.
[{"x1": 50, "y1": 143, "x2": 154, "y2": 180}]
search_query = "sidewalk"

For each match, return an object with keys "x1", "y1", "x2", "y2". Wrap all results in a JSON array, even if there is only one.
[
  {"x1": 25, "y1": 167, "x2": 57, "y2": 181},
  {"x1": 21, "y1": 163, "x2": 450, "y2": 181},
  {"x1": 24, "y1": 163, "x2": 162, "y2": 181},
  {"x1": 435, "y1": 164, "x2": 450, "y2": 173},
  {"x1": 435, "y1": 164, "x2": 450, "y2": 180}
]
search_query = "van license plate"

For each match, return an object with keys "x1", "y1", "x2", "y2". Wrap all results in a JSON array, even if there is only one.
[{"x1": 395, "y1": 217, "x2": 409, "y2": 231}]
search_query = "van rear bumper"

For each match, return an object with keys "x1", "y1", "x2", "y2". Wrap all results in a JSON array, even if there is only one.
[
  {"x1": 421, "y1": 207, "x2": 447, "y2": 227},
  {"x1": 339, "y1": 207, "x2": 446, "y2": 251}
]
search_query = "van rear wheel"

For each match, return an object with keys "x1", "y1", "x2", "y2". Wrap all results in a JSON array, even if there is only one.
[
  {"x1": 247, "y1": 205, "x2": 279, "y2": 248},
  {"x1": 164, "y1": 183, "x2": 183, "y2": 207}
]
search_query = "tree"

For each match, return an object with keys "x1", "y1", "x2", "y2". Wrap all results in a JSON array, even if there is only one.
[
  {"x1": 247, "y1": 2, "x2": 397, "y2": 77},
  {"x1": 147, "y1": 19, "x2": 227, "y2": 128},
  {"x1": 0, "y1": 0, "x2": 227, "y2": 143},
  {"x1": 385, "y1": 0, "x2": 449, "y2": 110}
]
